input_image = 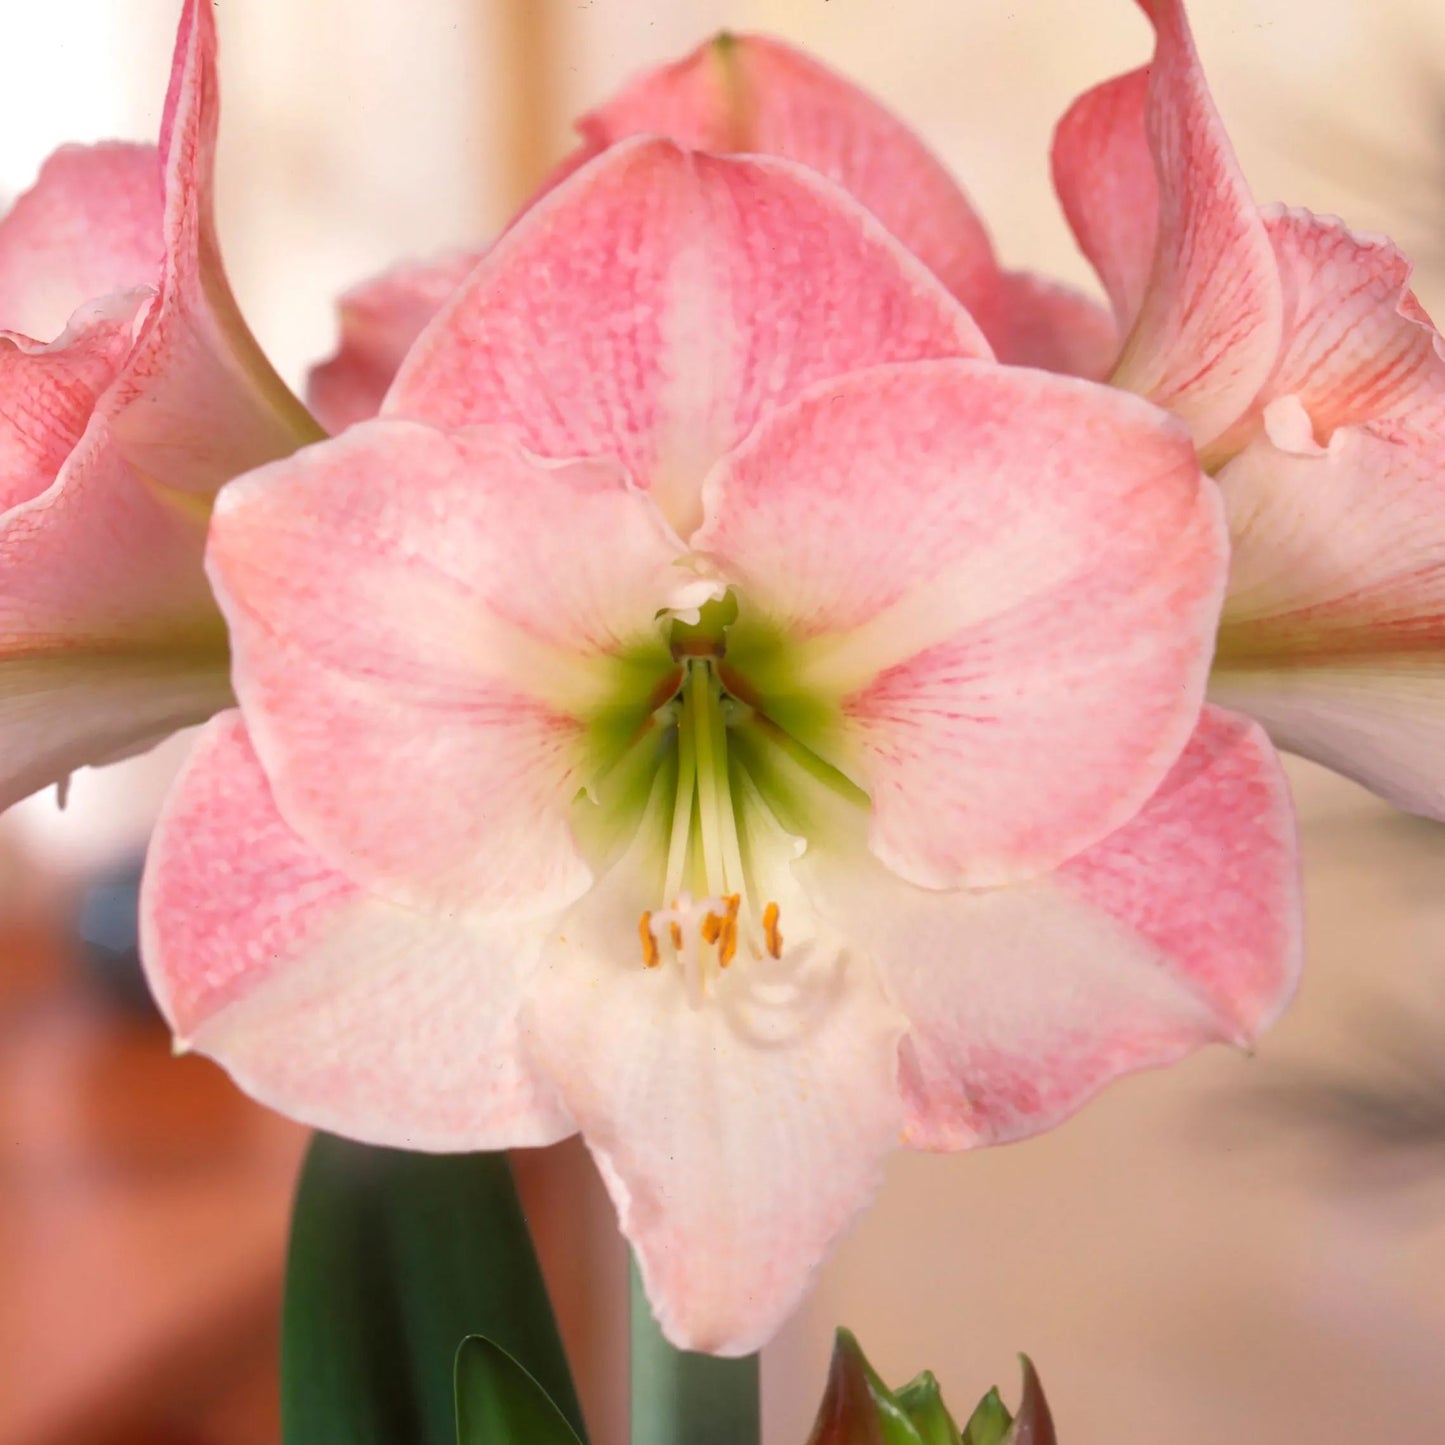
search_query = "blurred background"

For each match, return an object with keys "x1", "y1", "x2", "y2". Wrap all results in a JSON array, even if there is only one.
[{"x1": 2, "y1": 0, "x2": 1444, "y2": 1441}]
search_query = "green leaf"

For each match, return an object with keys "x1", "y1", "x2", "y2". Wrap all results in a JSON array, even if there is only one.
[
  {"x1": 896, "y1": 1373, "x2": 964, "y2": 1445},
  {"x1": 455, "y1": 1336, "x2": 584, "y2": 1445},
  {"x1": 960, "y1": 1389, "x2": 1012, "y2": 1445},
  {"x1": 281, "y1": 1134, "x2": 585, "y2": 1445}
]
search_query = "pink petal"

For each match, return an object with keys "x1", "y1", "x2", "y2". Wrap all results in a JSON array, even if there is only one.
[
  {"x1": 1052, "y1": 0, "x2": 1282, "y2": 445},
  {"x1": 209, "y1": 419, "x2": 708, "y2": 914},
  {"x1": 1052, "y1": 69, "x2": 1157, "y2": 328},
  {"x1": 0, "y1": 415, "x2": 230, "y2": 806},
  {"x1": 141, "y1": 711, "x2": 572, "y2": 1149},
  {"x1": 1254, "y1": 207, "x2": 1445, "y2": 441},
  {"x1": 577, "y1": 34, "x2": 1000, "y2": 321},
  {"x1": 988, "y1": 269, "x2": 1120, "y2": 380},
  {"x1": 1211, "y1": 424, "x2": 1445, "y2": 816},
  {"x1": 804, "y1": 707, "x2": 1300, "y2": 1149},
  {"x1": 385, "y1": 138, "x2": 989, "y2": 535},
  {"x1": 0, "y1": 143, "x2": 162, "y2": 342},
  {"x1": 306, "y1": 249, "x2": 482, "y2": 432},
  {"x1": 576, "y1": 37, "x2": 1119, "y2": 381},
  {"x1": 0, "y1": 298, "x2": 141, "y2": 511},
  {"x1": 107, "y1": 0, "x2": 320, "y2": 494},
  {"x1": 694, "y1": 359, "x2": 1227, "y2": 889},
  {"x1": 529, "y1": 873, "x2": 906, "y2": 1355}
]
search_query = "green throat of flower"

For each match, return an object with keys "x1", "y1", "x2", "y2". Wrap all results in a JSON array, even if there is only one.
[{"x1": 575, "y1": 592, "x2": 865, "y2": 998}]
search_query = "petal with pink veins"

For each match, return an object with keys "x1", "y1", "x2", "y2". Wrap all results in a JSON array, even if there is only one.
[
  {"x1": 209, "y1": 419, "x2": 715, "y2": 914},
  {"x1": 1253, "y1": 207, "x2": 1445, "y2": 442},
  {"x1": 306, "y1": 249, "x2": 482, "y2": 432},
  {"x1": 694, "y1": 359, "x2": 1228, "y2": 890},
  {"x1": 0, "y1": 143, "x2": 162, "y2": 342},
  {"x1": 0, "y1": 296, "x2": 144, "y2": 511},
  {"x1": 575, "y1": 34, "x2": 1118, "y2": 377},
  {"x1": 386, "y1": 138, "x2": 989, "y2": 536},
  {"x1": 107, "y1": 0, "x2": 320, "y2": 494},
  {"x1": 1052, "y1": 0, "x2": 1282, "y2": 446},
  {"x1": 141, "y1": 711, "x2": 573, "y2": 1150},
  {"x1": 1210, "y1": 423, "x2": 1445, "y2": 817},
  {"x1": 802, "y1": 707, "x2": 1300, "y2": 1148},
  {"x1": 578, "y1": 33, "x2": 999, "y2": 321}
]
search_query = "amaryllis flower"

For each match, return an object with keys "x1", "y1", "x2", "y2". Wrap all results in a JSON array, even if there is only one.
[
  {"x1": 305, "y1": 35, "x2": 1117, "y2": 433},
  {"x1": 143, "y1": 139, "x2": 1300, "y2": 1353},
  {"x1": 1053, "y1": 0, "x2": 1445, "y2": 817},
  {"x1": 313, "y1": 0, "x2": 1445, "y2": 820},
  {"x1": 0, "y1": 0, "x2": 318, "y2": 807}
]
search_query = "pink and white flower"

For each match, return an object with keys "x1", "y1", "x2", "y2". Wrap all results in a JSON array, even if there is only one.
[
  {"x1": 1053, "y1": 0, "x2": 1445, "y2": 817},
  {"x1": 0, "y1": 0, "x2": 318, "y2": 807},
  {"x1": 144, "y1": 140, "x2": 1300, "y2": 1353},
  {"x1": 313, "y1": 1, "x2": 1445, "y2": 820}
]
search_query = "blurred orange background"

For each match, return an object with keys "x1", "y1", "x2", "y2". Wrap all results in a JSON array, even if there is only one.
[{"x1": 1, "y1": 2, "x2": 1443, "y2": 1442}]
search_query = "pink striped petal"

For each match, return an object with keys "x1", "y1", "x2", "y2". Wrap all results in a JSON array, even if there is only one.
[
  {"x1": 1254, "y1": 208, "x2": 1445, "y2": 441},
  {"x1": 141, "y1": 711, "x2": 572, "y2": 1149},
  {"x1": 0, "y1": 415, "x2": 229, "y2": 806},
  {"x1": 107, "y1": 0, "x2": 319, "y2": 493},
  {"x1": 1052, "y1": 0, "x2": 1282, "y2": 445},
  {"x1": 209, "y1": 419, "x2": 709, "y2": 913},
  {"x1": 695, "y1": 360, "x2": 1227, "y2": 889},
  {"x1": 577, "y1": 34, "x2": 1000, "y2": 321},
  {"x1": 1211, "y1": 424, "x2": 1445, "y2": 816},
  {"x1": 0, "y1": 143, "x2": 162, "y2": 343},
  {"x1": 385, "y1": 139, "x2": 989, "y2": 535},
  {"x1": 529, "y1": 854, "x2": 906, "y2": 1355},
  {"x1": 804, "y1": 707, "x2": 1300, "y2": 1148},
  {"x1": 0, "y1": 298, "x2": 141, "y2": 510},
  {"x1": 306, "y1": 250, "x2": 481, "y2": 432},
  {"x1": 577, "y1": 36, "x2": 1120, "y2": 379}
]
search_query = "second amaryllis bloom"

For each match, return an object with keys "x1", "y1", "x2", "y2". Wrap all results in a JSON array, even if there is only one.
[
  {"x1": 0, "y1": 0, "x2": 318, "y2": 808},
  {"x1": 142, "y1": 140, "x2": 1300, "y2": 1354}
]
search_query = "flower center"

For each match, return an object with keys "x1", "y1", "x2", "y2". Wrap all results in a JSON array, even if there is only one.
[
  {"x1": 574, "y1": 590, "x2": 865, "y2": 1003},
  {"x1": 641, "y1": 654, "x2": 784, "y2": 995}
]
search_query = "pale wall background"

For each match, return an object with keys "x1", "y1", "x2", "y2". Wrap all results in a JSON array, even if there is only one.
[{"x1": 2, "y1": 1, "x2": 1444, "y2": 1442}]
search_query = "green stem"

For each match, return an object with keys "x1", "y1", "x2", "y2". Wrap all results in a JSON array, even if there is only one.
[{"x1": 630, "y1": 1259, "x2": 761, "y2": 1445}]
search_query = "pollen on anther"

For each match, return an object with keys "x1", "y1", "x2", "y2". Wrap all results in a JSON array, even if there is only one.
[
  {"x1": 718, "y1": 916, "x2": 739, "y2": 967},
  {"x1": 669, "y1": 920, "x2": 683, "y2": 950},
  {"x1": 700, "y1": 911, "x2": 723, "y2": 945},
  {"x1": 762, "y1": 901, "x2": 783, "y2": 959},
  {"x1": 639, "y1": 912, "x2": 661, "y2": 969}
]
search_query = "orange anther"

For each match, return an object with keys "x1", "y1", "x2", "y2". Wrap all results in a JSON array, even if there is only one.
[
  {"x1": 670, "y1": 920, "x2": 683, "y2": 950},
  {"x1": 639, "y1": 912, "x2": 660, "y2": 969},
  {"x1": 724, "y1": 893, "x2": 741, "y2": 920},
  {"x1": 718, "y1": 916, "x2": 739, "y2": 968},
  {"x1": 762, "y1": 901, "x2": 783, "y2": 959},
  {"x1": 700, "y1": 912, "x2": 723, "y2": 945}
]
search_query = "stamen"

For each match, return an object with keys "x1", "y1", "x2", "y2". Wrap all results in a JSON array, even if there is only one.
[
  {"x1": 717, "y1": 915, "x2": 738, "y2": 968},
  {"x1": 762, "y1": 901, "x2": 783, "y2": 959},
  {"x1": 641, "y1": 892, "x2": 756, "y2": 990},
  {"x1": 639, "y1": 912, "x2": 660, "y2": 969}
]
